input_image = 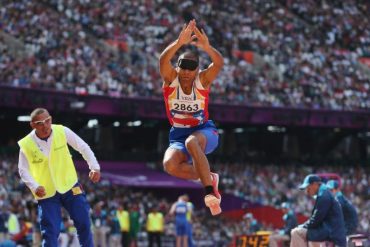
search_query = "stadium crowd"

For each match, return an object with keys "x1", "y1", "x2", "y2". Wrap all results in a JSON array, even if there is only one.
[
  {"x1": 0, "y1": 153, "x2": 368, "y2": 246},
  {"x1": 214, "y1": 162, "x2": 370, "y2": 234},
  {"x1": 1, "y1": 0, "x2": 369, "y2": 109},
  {"x1": 0, "y1": 154, "x2": 230, "y2": 246}
]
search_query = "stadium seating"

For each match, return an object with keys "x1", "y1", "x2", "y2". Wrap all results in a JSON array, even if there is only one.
[{"x1": 0, "y1": 0, "x2": 369, "y2": 109}]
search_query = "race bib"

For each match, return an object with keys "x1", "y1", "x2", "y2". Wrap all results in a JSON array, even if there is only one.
[
  {"x1": 176, "y1": 206, "x2": 187, "y2": 214},
  {"x1": 171, "y1": 99, "x2": 201, "y2": 113}
]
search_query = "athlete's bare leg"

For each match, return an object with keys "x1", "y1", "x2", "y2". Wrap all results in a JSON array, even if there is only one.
[
  {"x1": 184, "y1": 132, "x2": 212, "y2": 187},
  {"x1": 185, "y1": 131, "x2": 221, "y2": 215},
  {"x1": 163, "y1": 148, "x2": 199, "y2": 180},
  {"x1": 163, "y1": 132, "x2": 212, "y2": 186},
  {"x1": 163, "y1": 131, "x2": 220, "y2": 214}
]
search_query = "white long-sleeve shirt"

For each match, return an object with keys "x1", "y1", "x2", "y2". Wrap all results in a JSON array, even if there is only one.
[{"x1": 18, "y1": 126, "x2": 100, "y2": 192}]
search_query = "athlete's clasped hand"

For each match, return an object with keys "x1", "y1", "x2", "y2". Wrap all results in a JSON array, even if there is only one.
[{"x1": 178, "y1": 19, "x2": 210, "y2": 51}]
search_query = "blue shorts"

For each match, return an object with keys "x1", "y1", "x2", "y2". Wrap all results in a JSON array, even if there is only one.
[
  {"x1": 168, "y1": 120, "x2": 219, "y2": 158},
  {"x1": 175, "y1": 220, "x2": 188, "y2": 236}
]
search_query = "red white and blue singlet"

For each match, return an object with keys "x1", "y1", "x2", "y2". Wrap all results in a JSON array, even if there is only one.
[{"x1": 163, "y1": 75, "x2": 209, "y2": 128}]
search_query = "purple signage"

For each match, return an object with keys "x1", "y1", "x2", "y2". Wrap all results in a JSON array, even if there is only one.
[
  {"x1": 0, "y1": 85, "x2": 369, "y2": 128},
  {"x1": 75, "y1": 160, "x2": 202, "y2": 189}
]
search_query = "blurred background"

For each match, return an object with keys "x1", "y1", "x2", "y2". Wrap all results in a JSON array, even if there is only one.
[{"x1": 0, "y1": 0, "x2": 369, "y2": 246}]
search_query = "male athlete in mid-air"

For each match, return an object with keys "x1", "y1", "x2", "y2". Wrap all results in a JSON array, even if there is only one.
[{"x1": 159, "y1": 20, "x2": 224, "y2": 215}]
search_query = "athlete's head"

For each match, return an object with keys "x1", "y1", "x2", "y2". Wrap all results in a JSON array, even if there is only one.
[
  {"x1": 30, "y1": 108, "x2": 52, "y2": 139},
  {"x1": 177, "y1": 51, "x2": 199, "y2": 84}
]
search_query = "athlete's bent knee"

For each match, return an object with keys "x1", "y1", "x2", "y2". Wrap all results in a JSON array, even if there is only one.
[
  {"x1": 185, "y1": 136, "x2": 199, "y2": 152},
  {"x1": 163, "y1": 159, "x2": 177, "y2": 175}
]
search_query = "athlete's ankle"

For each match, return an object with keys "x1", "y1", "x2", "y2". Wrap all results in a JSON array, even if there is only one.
[{"x1": 205, "y1": 185, "x2": 213, "y2": 195}]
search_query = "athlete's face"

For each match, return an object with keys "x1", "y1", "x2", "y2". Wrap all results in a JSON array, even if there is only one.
[
  {"x1": 177, "y1": 56, "x2": 199, "y2": 84},
  {"x1": 178, "y1": 67, "x2": 198, "y2": 84},
  {"x1": 30, "y1": 112, "x2": 52, "y2": 139}
]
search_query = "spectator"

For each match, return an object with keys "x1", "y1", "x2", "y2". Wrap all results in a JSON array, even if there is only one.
[
  {"x1": 169, "y1": 195, "x2": 189, "y2": 247},
  {"x1": 107, "y1": 207, "x2": 121, "y2": 247},
  {"x1": 290, "y1": 174, "x2": 346, "y2": 247},
  {"x1": 243, "y1": 213, "x2": 261, "y2": 234},
  {"x1": 92, "y1": 201, "x2": 109, "y2": 247},
  {"x1": 6, "y1": 209, "x2": 20, "y2": 240},
  {"x1": 0, "y1": 207, "x2": 9, "y2": 242},
  {"x1": 117, "y1": 204, "x2": 130, "y2": 247},
  {"x1": 326, "y1": 180, "x2": 358, "y2": 235},
  {"x1": 11, "y1": 216, "x2": 32, "y2": 246},
  {"x1": 182, "y1": 195, "x2": 195, "y2": 247},
  {"x1": 0, "y1": 153, "x2": 369, "y2": 245},
  {"x1": 147, "y1": 207, "x2": 164, "y2": 247},
  {"x1": 129, "y1": 203, "x2": 140, "y2": 247},
  {"x1": 269, "y1": 202, "x2": 297, "y2": 247},
  {"x1": 1, "y1": 0, "x2": 368, "y2": 110}
]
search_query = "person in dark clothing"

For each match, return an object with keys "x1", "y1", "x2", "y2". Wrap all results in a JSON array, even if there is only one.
[
  {"x1": 290, "y1": 174, "x2": 346, "y2": 247},
  {"x1": 326, "y1": 180, "x2": 358, "y2": 235},
  {"x1": 0, "y1": 208, "x2": 9, "y2": 242},
  {"x1": 269, "y1": 202, "x2": 298, "y2": 247},
  {"x1": 243, "y1": 213, "x2": 261, "y2": 234}
]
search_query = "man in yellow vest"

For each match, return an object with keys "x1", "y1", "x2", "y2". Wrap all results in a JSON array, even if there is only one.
[
  {"x1": 116, "y1": 204, "x2": 130, "y2": 247},
  {"x1": 146, "y1": 207, "x2": 164, "y2": 247},
  {"x1": 17, "y1": 108, "x2": 101, "y2": 247}
]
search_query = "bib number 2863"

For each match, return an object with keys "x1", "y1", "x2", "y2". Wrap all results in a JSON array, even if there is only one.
[{"x1": 172, "y1": 102, "x2": 200, "y2": 112}]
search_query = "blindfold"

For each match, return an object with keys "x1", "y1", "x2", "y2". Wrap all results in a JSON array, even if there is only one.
[{"x1": 178, "y1": 59, "x2": 199, "y2": 71}]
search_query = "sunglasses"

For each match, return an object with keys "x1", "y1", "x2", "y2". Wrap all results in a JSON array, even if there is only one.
[
  {"x1": 33, "y1": 116, "x2": 52, "y2": 126},
  {"x1": 178, "y1": 59, "x2": 199, "y2": 71}
]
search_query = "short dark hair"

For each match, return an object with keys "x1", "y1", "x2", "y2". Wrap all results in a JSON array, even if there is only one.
[{"x1": 30, "y1": 108, "x2": 49, "y2": 121}]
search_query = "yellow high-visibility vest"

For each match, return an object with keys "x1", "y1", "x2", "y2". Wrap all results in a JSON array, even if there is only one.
[
  {"x1": 117, "y1": 210, "x2": 130, "y2": 232},
  {"x1": 7, "y1": 213, "x2": 20, "y2": 234},
  {"x1": 146, "y1": 212, "x2": 164, "y2": 232},
  {"x1": 18, "y1": 124, "x2": 78, "y2": 200},
  {"x1": 186, "y1": 202, "x2": 193, "y2": 222}
]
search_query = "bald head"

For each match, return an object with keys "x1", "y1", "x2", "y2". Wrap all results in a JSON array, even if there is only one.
[{"x1": 30, "y1": 108, "x2": 49, "y2": 122}]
